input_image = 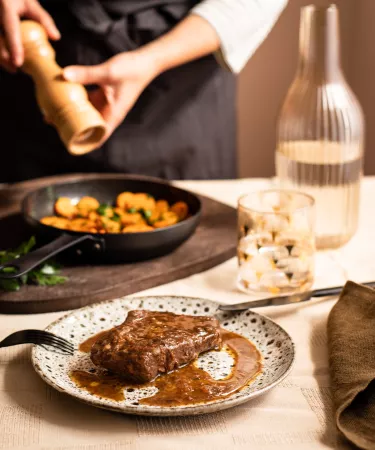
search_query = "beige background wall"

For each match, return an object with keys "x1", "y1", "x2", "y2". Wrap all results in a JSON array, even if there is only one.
[
  {"x1": 237, "y1": 0, "x2": 373, "y2": 178},
  {"x1": 349, "y1": 0, "x2": 375, "y2": 175}
]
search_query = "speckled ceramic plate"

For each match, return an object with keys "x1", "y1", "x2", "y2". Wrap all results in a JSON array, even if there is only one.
[{"x1": 32, "y1": 296, "x2": 295, "y2": 416}]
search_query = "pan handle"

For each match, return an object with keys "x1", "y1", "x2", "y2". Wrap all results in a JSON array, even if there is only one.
[{"x1": 0, "y1": 234, "x2": 104, "y2": 279}]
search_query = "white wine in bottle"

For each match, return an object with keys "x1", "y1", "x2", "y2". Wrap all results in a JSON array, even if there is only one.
[{"x1": 276, "y1": 5, "x2": 364, "y2": 249}]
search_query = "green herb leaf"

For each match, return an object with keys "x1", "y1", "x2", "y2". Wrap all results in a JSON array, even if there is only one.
[
  {"x1": 0, "y1": 237, "x2": 68, "y2": 291},
  {"x1": 29, "y1": 271, "x2": 68, "y2": 286},
  {"x1": 2, "y1": 266, "x2": 17, "y2": 274},
  {"x1": 40, "y1": 264, "x2": 59, "y2": 275},
  {"x1": 97, "y1": 204, "x2": 111, "y2": 216},
  {"x1": 14, "y1": 236, "x2": 36, "y2": 256},
  {"x1": 46, "y1": 260, "x2": 62, "y2": 271},
  {"x1": 140, "y1": 209, "x2": 152, "y2": 220},
  {"x1": 112, "y1": 213, "x2": 121, "y2": 223},
  {"x1": 127, "y1": 207, "x2": 137, "y2": 214},
  {"x1": 0, "y1": 279, "x2": 20, "y2": 292},
  {"x1": 0, "y1": 252, "x2": 14, "y2": 264}
]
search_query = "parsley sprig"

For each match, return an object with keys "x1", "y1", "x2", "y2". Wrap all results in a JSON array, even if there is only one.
[{"x1": 0, "y1": 237, "x2": 68, "y2": 292}]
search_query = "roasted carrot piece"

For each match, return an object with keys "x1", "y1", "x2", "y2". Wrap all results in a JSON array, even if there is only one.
[
  {"x1": 170, "y1": 201, "x2": 188, "y2": 221},
  {"x1": 155, "y1": 199, "x2": 169, "y2": 213}
]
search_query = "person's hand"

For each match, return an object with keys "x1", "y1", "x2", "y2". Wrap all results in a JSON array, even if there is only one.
[
  {"x1": 0, "y1": 0, "x2": 60, "y2": 71},
  {"x1": 63, "y1": 51, "x2": 160, "y2": 145}
]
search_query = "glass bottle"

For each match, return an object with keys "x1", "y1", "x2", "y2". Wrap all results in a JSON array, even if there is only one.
[{"x1": 275, "y1": 4, "x2": 365, "y2": 249}]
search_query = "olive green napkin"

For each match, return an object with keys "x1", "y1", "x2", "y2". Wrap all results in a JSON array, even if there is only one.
[{"x1": 328, "y1": 281, "x2": 375, "y2": 450}]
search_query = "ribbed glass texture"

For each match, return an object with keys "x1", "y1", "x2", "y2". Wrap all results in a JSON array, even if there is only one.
[{"x1": 275, "y1": 5, "x2": 365, "y2": 249}]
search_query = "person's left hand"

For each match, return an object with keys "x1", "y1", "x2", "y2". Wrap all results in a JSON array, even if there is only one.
[{"x1": 63, "y1": 50, "x2": 160, "y2": 145}]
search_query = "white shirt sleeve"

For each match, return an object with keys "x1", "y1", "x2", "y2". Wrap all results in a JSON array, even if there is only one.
[{"x1": 191, "y1": 0, "x2": 288, "y2": 74}]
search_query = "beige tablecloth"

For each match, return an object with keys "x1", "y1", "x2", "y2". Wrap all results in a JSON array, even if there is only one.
[{"x1": 2, "y1": 177, "x2": 374, "y2": 450}]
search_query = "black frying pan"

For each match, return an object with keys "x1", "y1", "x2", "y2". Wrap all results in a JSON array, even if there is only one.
[{"x1": 0, "y1": 175, "x2": 201, "y2": 279}]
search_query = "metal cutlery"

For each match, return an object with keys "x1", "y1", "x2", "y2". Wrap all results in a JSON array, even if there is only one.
[
  {"x1": 0, "y1": 329, "x2": 74, "y2": 355},
  {"x1": 219, "y1": 281, "x2": 375, "y2": 312}
]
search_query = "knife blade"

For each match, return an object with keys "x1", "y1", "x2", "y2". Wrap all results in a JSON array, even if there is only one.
[{"x1": 218, "y1": 281, "x2": 375, "y2": 312}]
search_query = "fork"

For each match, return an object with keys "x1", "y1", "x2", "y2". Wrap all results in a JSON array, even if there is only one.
[{"x1": 0, "y1": 329, "x2": 74, "y2": 355}]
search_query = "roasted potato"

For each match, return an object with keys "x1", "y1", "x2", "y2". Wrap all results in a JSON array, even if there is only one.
[
  {"x1": 117, "y1": 192, "x2": 155, "y2": 212},
  {"x1": 148, "y1": 200, "x2": 170, "y2": 223},
  {"x1": 153, "y1": 211, "x2": 179, "y2": 228},
  {"x1": 122, "y1": 224, "x2": 154, "y2": 233},
  {"x1": 116, "y1": 192, "x2": 135, "y2": 210},
  {"x1": 88, "y1": 211, "x2": 100, "y2": 222},
  {"x1": 77, "y1": 196, "x2": 100, "y2": 217},
  {"x1": 97, "y1": 205, "x2": 114, "y2": 218},
  {"x1": 43, "y1": 192, "x2": 189, "y2": 234},
  {"x1": 148, "y1": 210, "x2": 161, "y2": 224},
  {"x1": 132, "y1": 193, "x2": 156, "y2": 212},
  {"x1": 116, "y1": 211, "x2": 144, "y2": 226},
  {"x1": 55, "y1": 197, "x2": 77, "y2": 219},
  {"x1": 40, "y1": 216, "x2": 70, "y2": 230},
  {"x1": 69, "y1": 218, "x2": 97, "y2": 233},
  {"x1": 97, "y1": 216, "x2": 121, "y2": 233}
]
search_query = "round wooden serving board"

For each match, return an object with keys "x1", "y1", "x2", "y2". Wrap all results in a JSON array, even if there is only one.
[{"x1": 0, "y1": 173, "x2": 237, "y2": 314}]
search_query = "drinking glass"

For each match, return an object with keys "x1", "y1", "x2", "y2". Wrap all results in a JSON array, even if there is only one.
[{"x1": 237, "y1": 190, "x2": 315, "y2": 295}]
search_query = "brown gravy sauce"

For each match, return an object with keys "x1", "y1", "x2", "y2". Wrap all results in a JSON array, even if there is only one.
[
  {"x1": 71, "y1": 329, "x2": 262, "y2": 407},
  {"x1": 78, "y1": 330, "x2": 109, "y2": 353}
]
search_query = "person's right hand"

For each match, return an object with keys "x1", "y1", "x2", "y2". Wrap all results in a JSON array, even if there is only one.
[{"x1": 0, "y1": 0, "x2": 60, "y2": 72}]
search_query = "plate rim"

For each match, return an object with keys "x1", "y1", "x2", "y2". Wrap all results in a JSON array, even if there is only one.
[{"x1": 31, "y1": 295, "x2": 295, "y2": 416}]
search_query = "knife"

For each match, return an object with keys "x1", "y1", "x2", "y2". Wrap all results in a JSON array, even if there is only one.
[{"x1": 218, "y1": 281, "x2": 375, "y2": 311}]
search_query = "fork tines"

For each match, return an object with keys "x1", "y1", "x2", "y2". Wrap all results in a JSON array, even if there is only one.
[{"x1": 26, "y1": 330, "x2": 75, "y2": 355}]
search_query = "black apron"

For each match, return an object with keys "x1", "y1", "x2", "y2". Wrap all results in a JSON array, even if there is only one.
[{"x1": 0, "y1": 0, "x2": 236, "y2": 182}]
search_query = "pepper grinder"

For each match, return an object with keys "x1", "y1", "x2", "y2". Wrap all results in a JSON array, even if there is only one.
[{"x1": 19, "y1": 20, "x2": 106, "y2": 155}]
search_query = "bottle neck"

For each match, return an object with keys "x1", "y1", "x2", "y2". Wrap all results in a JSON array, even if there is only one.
[{"x1": 297, "y1": 5, "x2": 343, "y2": 82}]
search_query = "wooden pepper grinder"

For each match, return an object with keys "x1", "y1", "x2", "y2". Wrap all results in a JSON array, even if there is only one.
[{"x1": 20, "y1": 20, "x2": 106, "y2": 155}]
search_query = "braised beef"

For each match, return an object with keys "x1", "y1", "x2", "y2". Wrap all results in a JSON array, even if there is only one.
[{"x1": 90, "y1": 310, "x2": 222, "y2": 383}]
